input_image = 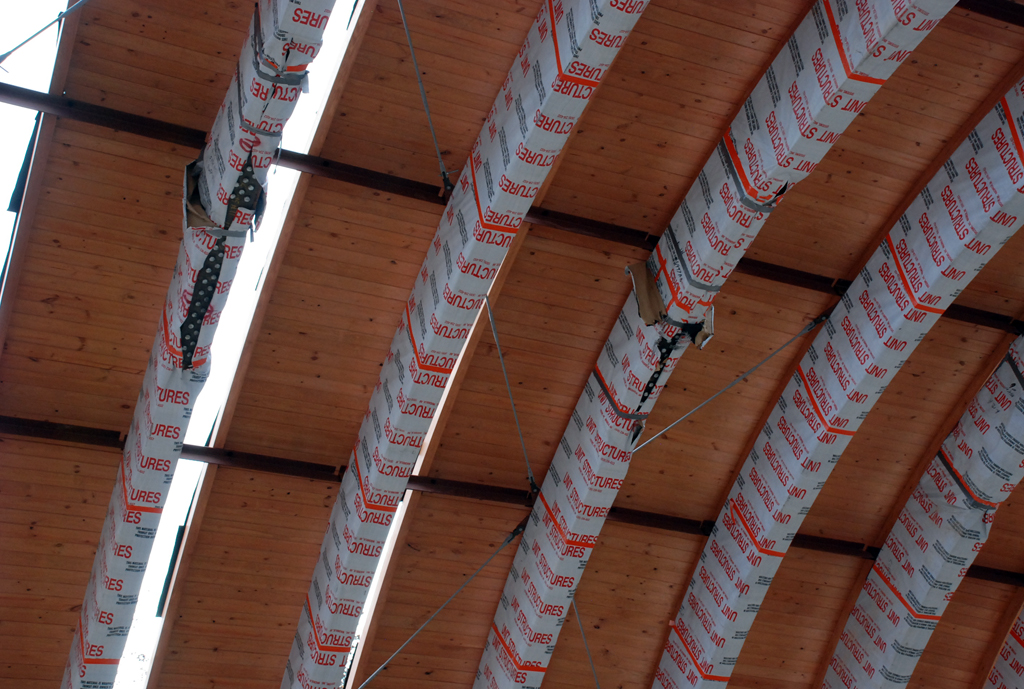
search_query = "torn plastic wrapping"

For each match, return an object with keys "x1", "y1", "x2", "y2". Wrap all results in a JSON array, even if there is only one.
[
  {"x1": 196, "y1": 69, "x2": 279, "y2": 231},
  {"x1": 479, "y1": 296, "x2": 687, "y2": 689},
  {"x1": 825, "y1": 340, "x2": 1024, "y2": 689},
  {"x1": 660, "y1": 62, "x2": 1024, "y2": 689},
  {"x1": 258, "y1": 0, "x2": 336, "y2": 72},
  {"x1": 62, "y1": 175, "x2": 249, "y2": 689},
  {"x1": 238, "y1": 14, "x2": 307, "y2": 135},
  {"x1": 285, "y1": 2, "x2": 652, "y2": 689},
  {"x1": 477, "y1": 2, "x2": 960, "y2": 688}
]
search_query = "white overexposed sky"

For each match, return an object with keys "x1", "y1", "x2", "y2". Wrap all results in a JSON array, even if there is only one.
[
  {"x1": 186, "y1": 0, "x2": 365, "y2": 445},
  {"x1": 0, "y1": 1, "x2": 67, "y2": 259},
  {"x1": 2, "y1": 2, "x2": 364, "y2": 686}
]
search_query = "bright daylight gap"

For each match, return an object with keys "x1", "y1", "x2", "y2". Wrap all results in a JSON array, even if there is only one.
[{"x1": 0, "y1": 1, "x2": 366, "y2": 686}]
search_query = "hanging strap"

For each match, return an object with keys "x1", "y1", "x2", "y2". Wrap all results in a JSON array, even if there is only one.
[{"x1": 394, "y1": 0, "x2": 454, "y2": 197}]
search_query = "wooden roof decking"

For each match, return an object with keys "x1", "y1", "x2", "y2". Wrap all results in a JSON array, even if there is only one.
[
  {"x1": 0, "y1": 436, "x2": 121, "y2": 689},
  {"x1": 2, "y1": 1, "x2": 1024, "y2": 689},
  {"x1": 0, "y1": 0, "x2": 251, "y2": 430}
]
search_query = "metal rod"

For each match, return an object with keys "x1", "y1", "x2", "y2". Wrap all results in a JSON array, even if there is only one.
[
  {"x1": 484, "y1": 294, "x2": 539, "y2": 492},
  {"x1": 633, "y1": 313, "x2": 826, "y2": 452},
  {"x1": 0, "y1": 0, "x2": 97, "y2": 66},
  {"x1": 2, "y1": 81, "x2": 1020, "y2": 335},
  {"x1": 356, "y1": 518, "x2": 527, "y2": 688},
  {"x1": 0, "y1": 77, "x2": 1017, "y2": 338},
  {"x1": 572, "y1": 599, "x2": 602, "y2": 689},
  {"x1": 3, "y1": 414, "x2": 1022, "y2": 586}
]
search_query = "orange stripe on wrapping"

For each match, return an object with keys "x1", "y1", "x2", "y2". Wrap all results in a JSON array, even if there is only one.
[
  {"x1": 882, "y1": 235, "x2": 945, "y2": 315},
  {"x1": 821, "y1": 0, "x2": 886, "y2": 86},
  {"x1": 350, "y1": 444, "x2": 399, "y2": 513},
  {"x1": 651, "y1": 244, "x2": 687, "y2": 313},
  {"x1": 404, "y1": 303, "x2": 454, "y2": 375},
  {"x1": 305, "y1": 594, "x2": 352, "y2": 654},
  {"x1": 1002, "y1": 97, "x2": 1024, "y2": 165},
  {"x1": 668, "y1": 622, "x2": 731, "y2": 683},
  {"x1": 729, "y1": 500, "x2": 785, "y2": 557},
  {"x1": 937, "y1": 447, "x2": 1000, "y2": 509},
  {"x1": 722, "y1": 130, "x2": 775, "y2": 206},
  {"x1": 537, "y1": 490, "x2": 597, "y2": 549},
  {"x1": 545, "y1": 0, "x2": 600, "y2": 88},
  {"x1": 795, "y1": 365, "x2": 856, "y2": 437},
  {"x1": 120, "y1": 456, "x2": 163, "y2": 514},
  {"x1": 490, "y1": 623, "x2": 548, "y2": 673},
  {"x1": 468, "y1": 144, "x2": 520, "y2": 235},
  {"x1": 78, "y1": 620, "x2": 120, "y2": 666},
  {"x1": 871, "y1": 562, "x2": 943, "y2": 621},
  {"x1": 650, "y1": 242, "x2": 714, "y2": 314},
  {"x1": 1010, "y1": 623, "x2": 1024, "y2": 649}
]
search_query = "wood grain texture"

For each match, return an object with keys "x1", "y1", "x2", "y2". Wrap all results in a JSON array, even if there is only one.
[
  {"x1": 0, "y1": 436, "x2": 120, "y2": 687},
  {"x1": 3, "y1": 2, "x2": 1024, "y2": 689}
]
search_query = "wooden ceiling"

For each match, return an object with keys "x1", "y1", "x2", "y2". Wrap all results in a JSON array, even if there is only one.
[{"x1": 3, "y1": 1, "x2": 1024, "y2": 689}]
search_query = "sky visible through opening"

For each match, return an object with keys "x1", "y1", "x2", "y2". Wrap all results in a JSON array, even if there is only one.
[
  {"x1": 0, "y1": 1, "x2": 66, "y2": 262},
  {"x1": 2, "y1": 2, "x2": 366, "y2": 685}
]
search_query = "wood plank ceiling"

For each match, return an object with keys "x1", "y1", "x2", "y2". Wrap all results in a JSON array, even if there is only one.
[{"x1": 2, "y1": 1, "x2": 1024, "y2": 689}]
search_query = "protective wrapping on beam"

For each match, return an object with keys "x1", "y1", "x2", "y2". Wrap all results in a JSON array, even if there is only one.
[
  {"x1": 474, "y1": 2, "x2": 960, "y2": 689},
  {"x1": 61, "y1": 1, "x2": 339, "y2": 686},
  {"x1": 824, "y1": 339, "x2": 1024, "y2": 689},
  {"x1": 659, "y1": 67, "x2": 1024, "y2": 689},
  {"x1": 284, "y1": 3, "x2": 652, "y2": 689},
  {"x1": 986, "y1": 609, "x2": 1024, "y2": 689}
]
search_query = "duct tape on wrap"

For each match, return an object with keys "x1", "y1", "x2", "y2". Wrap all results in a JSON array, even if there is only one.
[
  {"x1": 283, "y1": 3, "x2": 653, "y2": 689},
  {"x1": 986, "y1": 610, "x2": 1024, "y2": 689},
  {"x1": 62, "y1": 173, "x2": 249, "y2": 689},
  {"x1": 824, "y1": 339, "x2": 1024, "y2": 689},
  {"x1": 658, "y1": 65, "x2": 1024, "y2": 689},
  {"x1": 475, "y1": 2, "x2": 959, "y2": 689}
]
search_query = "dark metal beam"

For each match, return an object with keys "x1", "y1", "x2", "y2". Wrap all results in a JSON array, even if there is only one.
[
  {"x1": 958, "y1": 0, "x2": 1024, "y2": 27},
  {"x1": 0, "y1": 414, "x2": 124, "y2": 448},
  {"x1": 733, "y1": 258, "x2": 850, "y2": 296},
  {"x1": 0, "y1": 82, "x2": 207, "y2": 149},
  {"x1": 3, "y1": 415, "x2": 1022, "y2": 586},
  {"x1": 2, "y1": 81, "x2": 1023, "y2": 334},
  {"x1": 275, "y1": 148, "x2": 443, "y2": 206}
]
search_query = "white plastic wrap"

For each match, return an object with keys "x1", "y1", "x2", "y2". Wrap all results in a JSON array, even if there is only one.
[
  {"x1": 659, "y1": 72, "x2": 1024, "y2": 689},
  {"x1": 62, "y1": 188, "x2": 249, "y2": 689},
  {"x1": 258, "y1": 0, "x2": 336, "y2": 72},
  {"x1": 476, "y1": 2, "x2": 960, "y2": 689},
  {"x1": 824, "y1": 338, "x2": 1024, "y2": 689},
  {"x1": 986, "y1": 609, "x2": 1024, "y2": 689},
  {"x1": 284, "y1": 3, "x2": 651, "y2": 689},
  {"x1": 197, "y1": 18, "x2": 290, "y2": 230},
  {"x1": 63, "y1": 0, "x2": 336, "y2": 684}
]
